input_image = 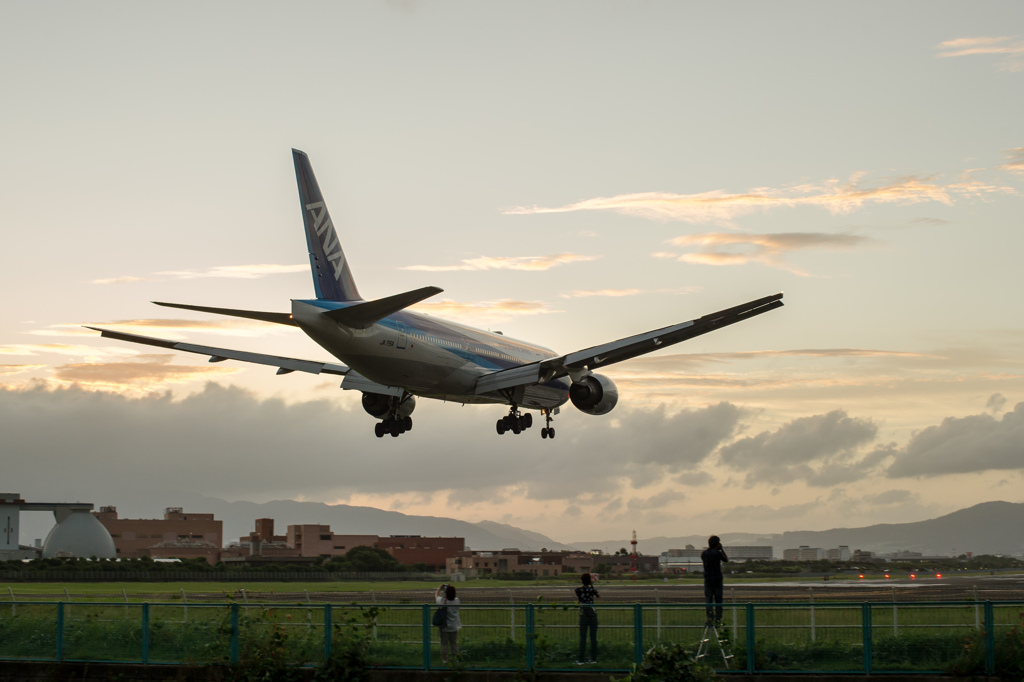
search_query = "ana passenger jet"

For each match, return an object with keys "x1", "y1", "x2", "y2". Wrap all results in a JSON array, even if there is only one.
[{"x1": 89, "y1": 150, "x2": 784, "y2": 439}]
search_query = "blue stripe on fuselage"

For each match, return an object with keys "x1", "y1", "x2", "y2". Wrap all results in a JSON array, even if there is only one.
[{"x1": 299, "y1": 299, "x2": 555, "y2": 370}]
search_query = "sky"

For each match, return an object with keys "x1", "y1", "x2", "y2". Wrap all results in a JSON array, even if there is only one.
[{"x1": 2, "y1": 2, "x2": 1023, "y2": 549}]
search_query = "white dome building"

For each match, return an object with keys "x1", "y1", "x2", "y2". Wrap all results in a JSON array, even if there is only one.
[{"x1": 42, "y1": 510, "x2": 116, "y2": 559}]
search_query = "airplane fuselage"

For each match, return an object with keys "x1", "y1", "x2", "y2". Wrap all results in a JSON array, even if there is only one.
[{"x1": 291, "y1": 299, "x2": 571, "y2": 408}]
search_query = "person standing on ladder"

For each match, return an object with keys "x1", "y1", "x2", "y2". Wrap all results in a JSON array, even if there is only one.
[{"x1": 701, "y1": 535, "x2": 729, "y2": 626}]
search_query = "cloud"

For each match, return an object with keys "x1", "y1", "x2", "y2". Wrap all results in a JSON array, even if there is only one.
[
  {"x1": 0, "y1": 343, "x2": 136, "y2": 358},
  {"x1": 504, "y1": 173, "x2": 1011, "y2": 226},
  {"x1": 718, "y1": 410, "x2": 882, "y2": 487},
  {"x1": 559, "y1": 287, "x2": 700, "y2": 299},
  {"x1": 887, "y1": 402, "x2": 1024, "y2": 477},
  {"x1": 0, "y1": 364, "x2": 46, "y2": 376},
  {"x1": 0, "y1": 383, "x2": 747, "y2": 505},
  {"x1": 987, "y1": 393, "x2": 1007, "y2": 414},
  {"x1": 936, "y1": 36, "x2": 1024, "y2": 71},
  {"x1": 93, "y1": 264, "x2": 307, "y2": 284},
  {"x1": 402, "y1": 254, "x2": 598, "y2": 272},
  {"x1": 410, "y1": 298, "x2": 561, "y2": 322},
  {"x1": 33, "y1": 318, "x2": 287, "y2": 339},
  {"x1": 1000, "y1": 147, "x2": 1024, "y2": 174},
  {"x1": 51, "y1": 356, "x2": 240, "y2": 391},
  {"x1": 657, "y1": 231, "x2": 871, "y2": 275}
]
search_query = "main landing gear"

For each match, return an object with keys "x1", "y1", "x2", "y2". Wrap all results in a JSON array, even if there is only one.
[
  {"x1": 495, "y1": 407, "x2": 555, "y2": 439},
  {"x1": 496, "y1": 406, "x2": 533, "y2": 436},
  {"x1": 374, "y1": 414, "x2": 413, "y2": 438}
]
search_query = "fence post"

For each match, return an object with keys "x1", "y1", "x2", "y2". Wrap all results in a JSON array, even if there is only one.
[
  {"x1": 984, "y1": 601, "x2": 995, "y2": 675},
  {"x1": 508, "y1": 590, "x2": 515, "y2": 642},
  {"x1": 731, "y1": 587, "x2": 738, "y2": 640},
  {"x1": 422, "y1": 604, "x2": 431, "y2": 670},
  {"x1": 861, "y1": 602, "x2": 872, "y2": 675},
  {"x1": 634, "y1": 604, "x2": 644, "y2": 665},
  {"x1": 892, "y1": 586, "x2": 898, "y2": 636},
  {"x1": 56, "y1": 602, "x2": 64, "y2": 663},
  {"x1": 809, "y1": 587, "x2": 815, "y2": 642},
  {"x1": 141, "y1": 602, "x2": 149, "y2": 664},
  {"x1": 974, "y1": 585, "x2": 980, "y2": 630},
  {"x1": 745, "y1": 603, "x2": 755, "y2": 674},
  {"x1": 230, "y1": 603, "x2": 239, "y2": 664},
  {"x1": 323, "y1": 604, "x2": 332, "y2": 662},
  {"x1": 526, "y1": 604, "x2": 535, "y2": 671},
  {"x1": 654, "y1": 589, "x2": 661, "y2": 641},
  {"x1": 7, "y1": 586, "x2": 13, "y2": 617}
]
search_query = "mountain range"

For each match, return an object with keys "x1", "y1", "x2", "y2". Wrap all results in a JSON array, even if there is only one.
[{"x1": 20, "y1": 492, "x2": 1024, "y2": 558}]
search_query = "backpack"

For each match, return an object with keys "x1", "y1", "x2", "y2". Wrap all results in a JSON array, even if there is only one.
[{"x1": 432, "y1": 604, "x2": 447, "y2": 627}]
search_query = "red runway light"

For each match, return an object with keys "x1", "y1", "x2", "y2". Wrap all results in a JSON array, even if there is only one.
[
  {"x1": 884, "y1": 574, "x2": 890, "y2": 579},
  {"x1": 859, "y1": 574, "x2": 864, "y2": 579},
  {"x1": 910, "y1": 574, "x2": 916, "y2": 580},
  {"x1": 936, "y1": 573, "x2": 942, "y2": 579}
]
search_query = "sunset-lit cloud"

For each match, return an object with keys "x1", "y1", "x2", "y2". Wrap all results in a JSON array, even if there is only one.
[
  {"x1": 559, "y1": 286, "x2": 700, "y2": 298},
  {"x1": 0, "y1": 343, "x2": 136, "y2": 358},
  {"x1": 936, "y1": 36, "x2": 1024, "y2": 71},
  {"x1": 93, "y1": 264, "x2": 307, "y2": 284},
  {"x1": 504, "y1": 173, "x2": 1012, "y2": 226},
  {"x1": 0, "y1": 364, "x2": 45, "y2": 376},
  {"x1": 31, "y1": 318, "x2": 288, "y2": 339},
  {"x1": 1000, "y1": 147, "x2": 1024, "y2": 174},
  {"x1": 655, "y1": 232, "x2": 870, "y2": 275},
  {"x1": 51, "y1": 355, "x2": 240, "y2": 391},
  {"x1": 410, "y1": 298, "x2": 561, "y2": 322},
  {"x1": 402, "y1": 253, "x2": 598, "y2": 272}
]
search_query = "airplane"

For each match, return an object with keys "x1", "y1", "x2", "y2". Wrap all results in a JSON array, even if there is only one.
[{"x1": 88, "y1": 150, "x2": 784, "y2": 439}]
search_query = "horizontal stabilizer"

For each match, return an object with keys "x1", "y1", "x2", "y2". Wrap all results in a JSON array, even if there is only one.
[
  {"x1": 323, "y1": 286, "x2": 443, "y2": 329},
  {"x1": 85, "y1": 327, "x2": 349, "y2": 376},
  {"x1": 153, "y1": 302, "x2": 297, "y2": 326}
]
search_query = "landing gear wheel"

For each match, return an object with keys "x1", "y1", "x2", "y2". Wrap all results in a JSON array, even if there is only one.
[
  {"x1": 496, "y1": 419, "x2": 506, "y2": 435},
  {"x1": 374, "y1": 423, "x2": 385, "y2": 438},
  {"x1": 403, "y1": 416, "x2": 413, "y2": 431},
  {"x1": 523, "y1": 413, "x2": 533, "y2": 428},
  {"x1": 390, "y1": 423, "x2": 401, "y2": 437},
  {"x1": 548, "y1": 427, "x2": 555, "y2": 439},
  {"x1": 541, "y1": 427, "x2": 549, "y2": 439},
  {"x1": 511, "y1": 419, "x2": 522, "y2": 435}
]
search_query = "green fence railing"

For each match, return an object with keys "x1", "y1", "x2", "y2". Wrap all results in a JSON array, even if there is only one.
[{"x1": 0, "y1": 599, "x2": 1020, "y2": 674}]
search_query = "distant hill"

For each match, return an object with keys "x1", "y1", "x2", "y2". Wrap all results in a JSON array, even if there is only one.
[
  {"x1": 91, "y1": 492, "x2": 573, "y2": 552},
  {"x1": 571, "y1": 501, "x2": 1024, "y2": 558}
]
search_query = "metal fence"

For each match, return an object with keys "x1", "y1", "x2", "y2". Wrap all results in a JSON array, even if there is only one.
[{"x1": 0, "y1": 599, "x2": 1020, "y2": 674}]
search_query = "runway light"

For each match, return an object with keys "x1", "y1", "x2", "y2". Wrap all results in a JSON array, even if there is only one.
[
  {"x1": 859, "y1": 574, "x2": 864, "y2": 579},
  {"x1": 936, "y1": 573, "x2": 942, "y2": 579},
  {"x1": 910, "y1": 573, "x2": 916, "y2": 580},
  {"x1": 884, "y1": 574, "x2": 890, "y2": 579}
]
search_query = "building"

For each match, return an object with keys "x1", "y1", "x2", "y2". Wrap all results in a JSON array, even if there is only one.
[
  {"x1": 660, "y1": 544, "x2": 774, "y2": 572},
  {"x1": 447, "y1": 549, "x2": 658, "y2": 577},
  {"x1": 2, "y1": 493, "x2": 114, "y2": 560},
  {"x1": 94, "y1": 506, "x2": 222, "y2": 562},
  {"x1": 377, "y1": 535, "x2": 465, "y2": 572},
  {"x1": 286, "y1": 525, "x2": 378, "y2": 557},
  {"x1": 783, "y1": 546, "x2": 825, "y2": 561},
  {"x1": 826, "y1": 546, "x2": 851, "y2": 561}
]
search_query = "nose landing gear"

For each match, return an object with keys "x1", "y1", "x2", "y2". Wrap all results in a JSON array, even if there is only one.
[{"x1": 539, "y1": 409, "x2": 556, "y2": 440}]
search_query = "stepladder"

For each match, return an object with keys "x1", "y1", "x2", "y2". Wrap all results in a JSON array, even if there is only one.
[{"x1": 696, "y1": 623, "x2": 733, "y2": 669}]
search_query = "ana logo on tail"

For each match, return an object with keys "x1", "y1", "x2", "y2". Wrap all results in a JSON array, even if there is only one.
[{"x1": 305, "y1": 201, "x2": 345, "y2": 281}]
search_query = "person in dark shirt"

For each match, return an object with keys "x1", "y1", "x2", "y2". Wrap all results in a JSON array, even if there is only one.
[
  {"x1": 701, "y1": 535, "x2": 728, "y2": 626},
  {"x1": 574, "y1": 572, "x2": 600, "y2": 664}
]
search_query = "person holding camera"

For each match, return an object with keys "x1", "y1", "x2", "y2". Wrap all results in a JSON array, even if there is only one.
[
  {"x1": 574, "y1": 572, "x2": 600, "y2": 665},
  {"x1": 701, "y1": 535, "x2": 729, "y2": 626},
  {"x1": 434, "y1": 583, "x2": 461, "y2": 663}
]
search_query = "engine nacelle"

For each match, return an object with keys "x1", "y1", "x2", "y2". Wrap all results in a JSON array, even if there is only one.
[
  {"x1": 361, "y1": 392, "x2": 416, "y2": 419},
  {"x1": 568, "y1": 373, "x2": 618, "y2": 416}
]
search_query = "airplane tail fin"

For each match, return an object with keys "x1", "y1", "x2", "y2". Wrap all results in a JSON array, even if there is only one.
[{"x1": 293, "y1": 149, "x2": 362, "y2": 302}]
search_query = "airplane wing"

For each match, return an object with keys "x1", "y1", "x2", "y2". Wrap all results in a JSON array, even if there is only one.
[
  {"x1": 84, "y1": 327, "x2": 350, "y2": 376},
  {"x1": 474, "y1": 292, "x2": 783, "y2": 395}
]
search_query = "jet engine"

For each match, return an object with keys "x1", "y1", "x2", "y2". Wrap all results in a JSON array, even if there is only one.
[
  {"x1": 361, "y1": 392, "x2": 416, "y2": 419},
  {"x1": 568, "y1": 374, "x2": 618, "y2": 415}
]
